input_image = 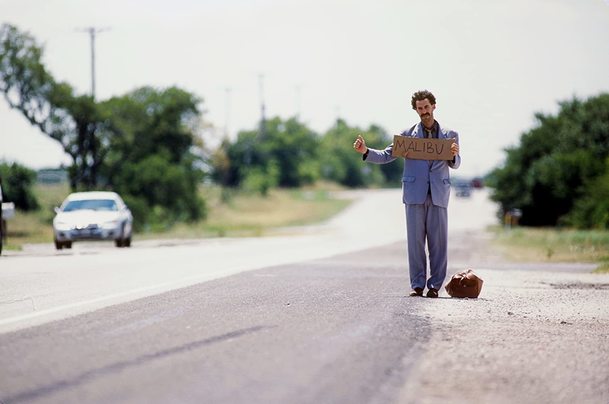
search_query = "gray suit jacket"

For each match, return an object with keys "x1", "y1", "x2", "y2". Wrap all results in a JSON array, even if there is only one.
[{"x1": 365, "y1": 122, "x2": 461, "y2": 208}]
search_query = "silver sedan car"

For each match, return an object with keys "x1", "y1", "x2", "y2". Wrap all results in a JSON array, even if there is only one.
[{"x1": 53, "y1": 191, "x2": 133, "y2": 249}]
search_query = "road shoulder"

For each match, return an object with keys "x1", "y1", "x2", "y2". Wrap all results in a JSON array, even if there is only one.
[{"x1": 398, "y1": 230, "x2": 609, "y2": 404}]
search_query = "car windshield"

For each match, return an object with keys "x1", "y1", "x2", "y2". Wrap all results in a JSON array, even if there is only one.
[{"x1": 63, "y1": 199, "x2": 118, "y2": 212}]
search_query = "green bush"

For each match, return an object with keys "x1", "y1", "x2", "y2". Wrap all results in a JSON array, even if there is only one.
[
  {"x1": 0, "y1": 161, "x2": 39, "y2": 211},
  {"x1": 242, "y1": 164, "x2": 279, "y2": 196},
  {"x1": 567, "y1": 158, "x2": 609, "y2": 229}
]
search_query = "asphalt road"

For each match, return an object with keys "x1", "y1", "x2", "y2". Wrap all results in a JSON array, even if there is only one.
[
  {"x1": 0, "y1": 189, "x2": 411, "y2": 332},
  {"x1": 1, "y1": 189, "x2": 608, "y2": 404}
]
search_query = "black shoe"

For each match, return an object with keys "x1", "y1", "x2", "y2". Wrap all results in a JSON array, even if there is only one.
[
  {"x1": 409, "y1": 287, "x2": 424, "y2": 297},
  {"x1": 426, "y1": 288, "x2": 439, "y2": 298}
]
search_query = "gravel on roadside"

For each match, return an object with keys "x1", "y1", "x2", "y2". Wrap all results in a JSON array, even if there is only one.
[{"x1": 397, "y1": 230, "x2": 609, "y2": 404}]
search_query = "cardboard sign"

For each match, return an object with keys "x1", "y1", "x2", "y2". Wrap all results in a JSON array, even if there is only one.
[{"x1": 391, "y1": 136, "x2": 454, "y2": 160}]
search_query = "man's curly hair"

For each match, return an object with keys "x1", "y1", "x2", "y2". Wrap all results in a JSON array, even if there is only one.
[{"x1": 411, "y1": 90, "x2": 436, "y2": 110}]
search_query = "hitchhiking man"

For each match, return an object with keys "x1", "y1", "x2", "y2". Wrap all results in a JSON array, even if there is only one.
[{"x1": 353, "y1": 90, "x2": 460, "y2": 298}]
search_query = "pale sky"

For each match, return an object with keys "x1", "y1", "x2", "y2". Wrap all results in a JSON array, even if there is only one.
[{"x1": 2, "y1": 0, "x2": 609, "y2": 177}]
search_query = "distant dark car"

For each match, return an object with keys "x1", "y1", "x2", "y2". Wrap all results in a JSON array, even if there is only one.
[
  {"x1": 53, "y1": 191, "x2": 133, "y2": 249},
  {"x1": 470, "y1": 177, "x2": 484, "y2": 189},
  {"x1": 454, "y1": 183, "x2": 472, "y2": 198}
]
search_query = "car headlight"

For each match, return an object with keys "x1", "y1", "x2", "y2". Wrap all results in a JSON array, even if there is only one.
[{"x1": 54, "y1": 221, "x2": 73, "y2": 231}]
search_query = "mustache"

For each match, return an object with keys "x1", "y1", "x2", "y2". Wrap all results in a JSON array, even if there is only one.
[{"x1": 421, "y1": 113, "x2": 431, "y2": 118}]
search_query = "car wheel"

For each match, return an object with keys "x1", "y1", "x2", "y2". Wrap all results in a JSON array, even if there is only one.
[
  {"x1": 115, "y1": 223, "x2": 130, "y2": 248},
  {"x1": 54, "y1": 239, "x2": 63, "y2": 250}
]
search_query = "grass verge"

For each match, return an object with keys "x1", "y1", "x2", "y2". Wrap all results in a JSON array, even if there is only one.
[
  {"x1": 491, "y1": 225, "x2": 609, "y2": 273},
  {"x1": 138, "y1": 183, "x2": 351, "y2": 239}
]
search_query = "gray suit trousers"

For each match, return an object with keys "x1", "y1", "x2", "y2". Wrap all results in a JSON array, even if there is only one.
[{"x1": 405, "y1": 193, "x2": 448, "y2": 291}]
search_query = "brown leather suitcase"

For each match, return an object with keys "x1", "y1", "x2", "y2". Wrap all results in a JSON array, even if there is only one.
[{"x1": 445, "y1": 269, "x2": 484, "y2": 298}]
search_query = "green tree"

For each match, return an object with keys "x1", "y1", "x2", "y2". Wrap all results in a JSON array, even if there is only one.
[
  {"x1": 319, "y1": 119, "x2": 400, "y2": 187},
  {"x1": 210, "y1": 138, "x2": 234, "y2": 186},
  {"x1": 1, "y1": 24, "x2": 209, "y2": 228},
  {"x1": 215, "y1": 117, "x2": 319, "y2": 191},
  {"x1": 0, "y1": 23, "x2": 110, "y2": 190},
  {"x1": 0, "y1": 161, "x2": 39, "y2": 211},
  {"x1": 488, "y1": 93, "x2": 609, "y2": 227},
  {"x1": 264, "y1": 117, "x2": 319, "y2": 187},
  {"x1": 100, "y1": 87, "x2": 207, "y2": 227}
]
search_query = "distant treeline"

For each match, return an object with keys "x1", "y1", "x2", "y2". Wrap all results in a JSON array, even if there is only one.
[{"x1": 211, "y1": 117, "x2": 403, "y2": 194}]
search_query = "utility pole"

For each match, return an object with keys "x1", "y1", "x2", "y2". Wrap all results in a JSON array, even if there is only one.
[
  {"x1": 224, "y1": 87, "x2": 232, "y2": 138},
  {"x1": 335, "y1": 105, "x2": 341, "y2": 130},
  {"x1": 258, "y1": 73, "x2": 266, "y2": 138},
  {"x1": 295, "y1": 85, "x2": 301, "y2": 120},
  {"x1": 76, "y1": 26, "x2": 109, "y2": 100}
]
